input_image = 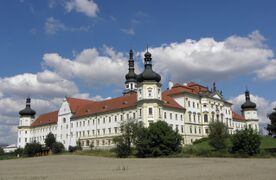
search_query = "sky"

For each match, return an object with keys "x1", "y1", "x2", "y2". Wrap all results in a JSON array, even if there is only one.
[{"x1": 1, "y1": 0, "x2": 276, "y2": 144}]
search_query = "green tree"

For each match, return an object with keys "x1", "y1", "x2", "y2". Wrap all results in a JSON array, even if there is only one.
[
  {"x1": 267, "y1": 108, "x2": 276, "y2": 136},
  {"x1": 23, "y1": 142, "x2": 42, "y2": 157},
  {"x1": 51, "y1": 142, "x2": 64, "y2": 154},
  {"x1": 147, "y1": 121, "x2": 182, "y2": 157},
  {"x1": 208, "y1": 121, "x2": 229, "y2": 151},
  {"x1": 231, "y1": 128, "x2": 261, "y2": 155},
  {"x1": 76, "y1": 139, "x2": 83, "y2": 150},
  {"x1": 113, "y1": 120, "x2": 140, "y2": 158},
  {"x1": 44, "y1": 132, "x2": 56, "y2": 150},
  {"x1": 0, "y1": 147, "x2": 4, "y2": 155}
]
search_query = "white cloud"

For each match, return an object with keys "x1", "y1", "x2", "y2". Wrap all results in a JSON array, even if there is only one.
[
  {"x1": 45, "y1": 17, "x2": 89, "y2": 34},
  {"x1": 121, "y1": 27, "x2": 135, "y2": 35},
  {"x1": 0, "y1": 70, "x2": 79, "y2": 98},
  {"x1": 43, "y1": 46, "x2": 130, "y2": 87},
  {"x1": 146, "y1": 31, "x2": 274, "y2": 83},
  {"x1": 229, "y1": 93, "x2": 276, "y2": 133},
  {"x1": 256, "y1": 59, "x2": 276, "y2": 80},
  {"x1": 65, "y1": 0, "x2": 99, "y2": 17}
]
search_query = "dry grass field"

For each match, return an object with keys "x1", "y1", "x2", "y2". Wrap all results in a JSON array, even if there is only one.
[{"x1": 0, "y1": 155, "x2": 276, "y2": 180}]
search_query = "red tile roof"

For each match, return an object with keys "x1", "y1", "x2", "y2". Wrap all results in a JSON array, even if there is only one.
[
  {"x1": 232, "y1": 111, "x2": 245, "y2": 121},
  {"x1": 66, "y1": 97, "x2": 94, "y2": 113},
  {"x1": 31, "y1": 111, "x2": 58, "y2": 127},
  {"x1": 72, "y1": 94, "x2": 137, "y2": 119}
]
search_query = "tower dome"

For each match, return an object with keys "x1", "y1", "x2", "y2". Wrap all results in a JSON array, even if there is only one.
[
  {"x1": 137, "y1": 51, "x2": 161, "y2": 83},
  {"x1": 19, "y1": 97, "x2": 36, "y2": 117},
  {"x1": 241, "y1": 90, "x2": 256, "y2": 110},
  {"x1": 125, "y1": 49, "x2": 137, "y2": 83}
]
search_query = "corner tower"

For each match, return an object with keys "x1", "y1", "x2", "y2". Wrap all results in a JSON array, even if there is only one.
[
  {"x1": 124, "y1": 49, "x2": 137, "y2": 95},
  {"x1": 241, "y1": 89, "x2": 259, "y2": 130},
  {"x1": 136, "y1": 50, "x2": 162, "y2": 126},
  {"x1": 18, "y1": 97, "x2": 36, "y2": 148}
]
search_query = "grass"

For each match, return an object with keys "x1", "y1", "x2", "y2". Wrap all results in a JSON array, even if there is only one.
[
  {"x1": 260, "y1": 136, "x2": 276, "y2": 149},
  {"x1": 64, "y1": 149, "x2": 117, "y2": 158}
]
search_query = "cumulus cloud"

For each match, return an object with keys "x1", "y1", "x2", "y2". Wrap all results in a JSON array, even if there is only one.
[
  {"x1": 146, "y1": 31, "x2": 274, "y2": 83},
  {"x1": 43, "y1": 46, "x2": 130, "y2": 87},
  {"x1": 229, "y1": 93, "x2": 276, "y2": 133},
  {"x1": 256, "y1": 59, "x2": 276, "y2": 80},
  {"x1": 45, "y1": 17, "x2": 89, "y2": 34},
  {"x1": 0, "y1": 70, "x2": 79, "y2": 98},
  {"x1": 65, "y1": 0, "x2": 99, "y2": 17}
]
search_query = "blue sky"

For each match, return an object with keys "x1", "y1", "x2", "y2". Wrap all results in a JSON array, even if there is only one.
[{"x1": 0, "y1": 0, "x2": 276, "y2": 144}]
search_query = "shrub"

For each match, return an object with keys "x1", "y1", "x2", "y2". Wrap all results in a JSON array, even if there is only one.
[
  {"x1": 208, "y1": 121, "x2": 229, "y2": 151},
  {"x1": 68, "y1": 146, "x2": 78, "y2": 153},
  {"x1": 51, "y1": 142, "x2": 64, "y2": 154},
  {"x1": 231, "y1": 128, "x2": 261, "y2": 156},
  {"x1": 0, "y1": 147, "x2": 4, "y2": 155},
  {"x1": 76, "y1": 139, "x2": 83, "y2": 151},
  {"x1": 23, "y1": 142, "x2": 42, "y2": 157},
  {"x1": 113, "y1": 136, "x2": 131, "y2": 158},
  {"x1": 192, "y1": 137, "x2": 208, "y2": 145},
  {"x1": 14, "y1": 148, "x2": 24, "y2": 156},
  {"x1": 44, "y1": 132, "x2": 56, "y2": 150}
]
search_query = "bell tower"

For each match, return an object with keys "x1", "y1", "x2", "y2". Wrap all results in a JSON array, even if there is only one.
[
  {"x1": 18, "y1": 97, "x2": 36, "y2": 148},
  {"x1": 124, "y1": 49, "x2": 137, "y2": 95}
]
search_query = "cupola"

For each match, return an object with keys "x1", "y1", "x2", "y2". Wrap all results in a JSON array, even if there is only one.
[
  {"x1": 19, "y1": 97, "x2": 36, "y2": 117},
  {"x1": 241, "y1": 90, "x2": 256, "y2": 110}
]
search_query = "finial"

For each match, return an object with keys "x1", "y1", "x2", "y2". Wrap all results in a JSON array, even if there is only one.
[
  {"x1": 129, "y1": 49, "x2": 133, "y2": 59},
  {"x1": 213, "y1": 82, "x2": 216, "y2": 92},
  {"x1": 146, "y1": 44, "x2": 149, "y2": 52}
]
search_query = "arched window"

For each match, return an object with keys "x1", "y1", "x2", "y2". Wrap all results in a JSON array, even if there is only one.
[{"x1": 204, "y1": 114, "x2": 208, "y2": 122}]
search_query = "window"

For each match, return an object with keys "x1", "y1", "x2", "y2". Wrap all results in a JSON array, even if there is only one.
[
  {"x1": 180, "y1": 115, "x2": 183, "y2": 121},
  {"x1": 139, "y1": 109, "x2": 142, "y2": 116},
  {"x1": 197, "y1": 103, "x2": 199, "y2": 108},
  {"x1": 103, "y1": 118, "x2": 105, "y2": 124},
  {"x1": 198, "y1": 114, "x2": 201, "y2": 123},
  {"x1": 108, "y1": 128, "x2": 111, "y2": 134},
  {"x1": 204, "y1": 114, "x2": 208, "y2": 122},
  {"x1": 164, "y1": 112, "x2": 167, "y2": 119},
  {"x1": 114, "y1": 127, "x2": 118, "y2": 133},
  {"x1": 205, "y1": 128, "x2": 209, "y2": 134},
  {"x1": 190, "y1": 126, "x2": 192, "y2": 134},
  {"x1": 181, "y1": 125, "x2": 184, "y2": 133},
  {"x1": 193, "y1": 102, "x2": 195, "y2": 108},
  {"x1": 193, "y1": 114, "x2": 196, "y2": 123},
  {"x1": 194, "y1": 127, "x2": 197, "y2": 134},
  {"x1": 175, "y1": 114, "x2": 178, "y2": 120},
  {"x1": 120, "y1": 115, "x2": 123, "y2": 121},
  {"x1": 170, "y1": 113, "x2": 172, "y2": 119},
  {"x1": 148, "y1": 108, "x2": 153, "y2": 116},
  {"x1": 63, "y1": 118, "x2": 66, "y2": 123},
  {"x1": 114, "y1": 116, "x2": 117, "y2": 122},
  {"x1": 188, "y1": 101, "x2": 191, "y2": 107},
  {"x1": 127, "y1": 113, "x2": 129, "y2": 120},
  {"x1": 189, "y1": 113, "x2": 191, "y2": 122},
  {"x1": 103, "y1": 129, "x2": 105, "y2": 134},
  {"x1": 109, "y1": 117, "x2": 111, "y2": 123},
  {"x1": 199, "y1": 128, "x2": 201, "y2": 134},
  {"x1": 133, "y1": 112, "x2": 136, "y2": 119},
  {"x1": 175, "y1": 125, "x2": 179, "y2": 132},
  {"x1": 148, "y1": 88, "x2": 153, "y2": 97}
]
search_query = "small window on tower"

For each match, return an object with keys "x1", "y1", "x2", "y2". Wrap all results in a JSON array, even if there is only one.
[
  {"x1": 149, "y1": 108, "x2": 153, "y2": 116},
  {"x1": 148, "y1": 88, "x2": 153, "y2": 97},
  {"x1": 126, "y1": 84, "x2": 129, "y2": 88}
]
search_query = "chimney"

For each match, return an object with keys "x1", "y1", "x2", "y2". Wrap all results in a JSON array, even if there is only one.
[{"x1": 169, "y1": 80, "x2": 174, "y2": 89}]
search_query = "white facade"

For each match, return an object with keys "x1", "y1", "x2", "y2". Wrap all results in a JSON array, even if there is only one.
[{"x1": 17, "y1": 51, "x2": 259, "y2": 150}]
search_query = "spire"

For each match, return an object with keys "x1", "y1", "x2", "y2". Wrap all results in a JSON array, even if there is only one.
[
  {"x1": 124, "y1": 49, "x2": 137, "y2": 94},
  {"x1": 241, "y1": 89, "x2": 256, "y2": 110},
  {"x1": 245, "y1": 89, "x2": 250, "y2": 101}
]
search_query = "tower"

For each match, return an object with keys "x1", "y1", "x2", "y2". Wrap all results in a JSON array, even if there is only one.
[
  {"x1": 241, "y1": 89, "x2": 259, "y2": 130},
  {"x1": 18, "y1": 97, "x2": 36, "y2": 148},
  {"x1": 136, "y1": 50, "x2": 162, "y2": 126},
  {"x1": 124, "y1": 49, "x2": 137, "y2": 95}
]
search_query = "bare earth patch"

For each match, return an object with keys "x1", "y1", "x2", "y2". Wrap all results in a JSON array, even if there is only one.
[{"x1": 0, "y1": 155, "x2": 275, "y2": 180}]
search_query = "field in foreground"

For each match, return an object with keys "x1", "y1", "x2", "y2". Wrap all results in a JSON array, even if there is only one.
[{"x1": 0, "y1": 155, "x2": 276, "y2": 180}]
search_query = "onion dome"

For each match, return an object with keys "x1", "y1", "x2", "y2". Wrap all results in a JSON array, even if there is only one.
[
  {"x1": 137, "y1": 51, "x2": 161, "y2": 83},
  {"x1": 241, "y1": 90, "x2": 256, "y2": 110},
  {"x1": 125, "y1": 49, "x2": 137, "y2": 83},
  {"x1": 19, "y1": 97, "x2": 36, "y2": 117}
]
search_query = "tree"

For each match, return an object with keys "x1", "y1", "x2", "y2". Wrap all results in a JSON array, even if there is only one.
[
  {"x1": 44, "y1": 132, "x2": 56, "y2": 150},
  {"x1": 146, "y1": 121, "x2": 182, "y2": 157},
  {"x1": 76, "y1": 139, "x2": 82, "y2": 150},
  {"x1": 0, "y1": 147, "x2": 4, "y2": 155},
  {"x1": 267, "y1": 108, "x2": 276, "y2": 136},
  {"x1": 51, "y1": 142, "x2": 64, "y2": 154},
  {"x1": 231, "y1": 128, "x2": 261, "y2": 155},
  {"x1": 23, "y1": 142, "x2": 42, "y2": 157},
  {"x1": 113, "y1": 120, "x2": 140, "y2": 158},
  {"x1": 208, "y1": 121, "x2": 229, "y2": 151}
]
